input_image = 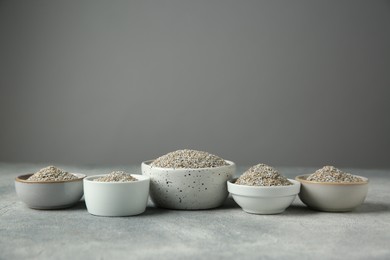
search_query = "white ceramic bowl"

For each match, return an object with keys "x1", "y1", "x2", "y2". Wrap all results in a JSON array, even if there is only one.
[
  {"x1": 141, "y1": 160, "x2": 236, "y2": 210},
  {"x1": 83, "y1": 174, "x2": 150, "y2": 217},
  {"x1": 228, "y1": 179, "x2": 301, "y2": 214},
  {"x1": 295, "y1": 174, "x2": 369, "y2": 212},
  {"x1": 15, "y1": 173, "x2": 86, "y2": 209}
]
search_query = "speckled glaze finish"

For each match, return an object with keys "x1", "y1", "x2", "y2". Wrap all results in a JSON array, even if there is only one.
[{"x1": 142, "y1": 160, "x2": 235, "y2": 210}]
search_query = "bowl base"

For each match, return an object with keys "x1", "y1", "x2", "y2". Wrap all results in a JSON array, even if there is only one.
[
  {"x1": 25, "y1": 202, "x2": 78, "y2": 210},
  {"x1": 306, "y1": 205, "x2": 358, "y2": 212},
  {"x1": 86, "y1": 208, "x2": 146, "y2": 217},
  {"x1": 242, "y1": 208, "x2": 285, "y2": 215}
]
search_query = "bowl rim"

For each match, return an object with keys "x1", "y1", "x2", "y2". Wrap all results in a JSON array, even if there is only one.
[
  {"x1": 83, "y1": 173, "x2": 149, "y2": 184},
  {"x1": 15, "y1": 173, "x2": 86, "y2": 184},
  {"x1": 141, "y1": 159, "x2": 235, "y2": 170},
  {"x1": 228, "y1": 178, "x2": 300, "y2": 189},
  {"x1": 227, "y1": 178, "x2": 300, "y2": 197},
  {"x1": 295, "y1": 174, "x2": 369, "y2": 185}
]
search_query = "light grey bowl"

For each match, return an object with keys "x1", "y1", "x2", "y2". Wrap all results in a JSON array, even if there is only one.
[
  {"x1": 296, "y1": 174, "x2": 369, "y2": 212},
  {"x1": 142, "y1": 160, "x2": 236, "y2": 210},
  {"x1": 228, "y1": 178, "x2": 301, "y2": 214},
  {"x1": 84, "y1": 174, "x2": 150, "y2": 217},
  {"x1": 15, "y1": 173, "x2": 86, "y2": 209}
]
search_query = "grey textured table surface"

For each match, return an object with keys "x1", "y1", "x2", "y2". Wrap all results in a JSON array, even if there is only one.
[{"x1": 1, "y1": 163, "x2": 389, "y2": 259}]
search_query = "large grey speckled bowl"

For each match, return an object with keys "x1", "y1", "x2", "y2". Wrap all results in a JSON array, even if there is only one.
[
  {"x1": 142, "y1": 160, "x2": 235, "y2": 210},
  {"x1": 15, "y1": 173, "x2": 86, "y2": 209}
]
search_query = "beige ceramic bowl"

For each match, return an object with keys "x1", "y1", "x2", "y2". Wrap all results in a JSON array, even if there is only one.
[
  {"x1": 15, "y1": 173, "x2": 86, "y2": 209},
  {"x1": 295, "y1": 174, "x2": 369, "y2": 212}
]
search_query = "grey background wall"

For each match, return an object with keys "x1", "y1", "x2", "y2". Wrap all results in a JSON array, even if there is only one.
[{"x1": 1, "y1": 0, "x2": 389, "y2": 168}]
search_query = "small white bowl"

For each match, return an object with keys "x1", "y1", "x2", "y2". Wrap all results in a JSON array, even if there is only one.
[
  {"x1": 227, "y1": 179, "x2": 301, "y2": 214},
  {"x1": 142, "y1": 160, "x2": 236, "y2": 210},
  {"x1": 15, "y1": 173, "x2": 86, "y2": 209},
  {"x1": 295, "y1": 174, "x2": 369, "y2": 212},
  {"x1": 83, "y1": 174, "x2": 150, "y2": 217}
]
